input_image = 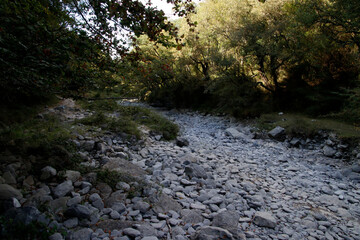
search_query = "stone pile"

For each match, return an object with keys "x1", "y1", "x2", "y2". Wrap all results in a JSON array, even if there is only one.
[{"x1": 1, "y1": 102, "x2": 360, "y2": 240}]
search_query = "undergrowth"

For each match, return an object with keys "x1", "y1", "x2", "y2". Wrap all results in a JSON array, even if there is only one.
[
  {"x1": 78, "y1": 99, "x2": 179, "y2": 140},
  {"x1": 0, "y1": 114, "x2": 81, "y2": 174},
  {"x1": 0, "y1": 216, "x2": 59, "y2": 240},
  {"x1": 256, "y1": 113, "x2": 360, "y2": 140}
]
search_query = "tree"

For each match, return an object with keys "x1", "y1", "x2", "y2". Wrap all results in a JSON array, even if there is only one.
[{"x1": 0, "y1": 0, "x2": 197, "y2": 103}]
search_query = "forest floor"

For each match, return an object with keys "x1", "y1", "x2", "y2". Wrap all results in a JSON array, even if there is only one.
[{"x1": 1, "y1": 99, "x2": 360, "y2": 240}]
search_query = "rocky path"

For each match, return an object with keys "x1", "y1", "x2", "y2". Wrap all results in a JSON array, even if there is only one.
[
  {"x1": 127, "y1": 109, "x2": 360, "y2": 240},
  {"x1": 1, "y1": 101, "x2": 360, "y2": 240}
]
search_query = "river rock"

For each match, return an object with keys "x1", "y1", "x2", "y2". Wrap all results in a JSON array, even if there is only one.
[
  {"x1": 253, "y1": 211, "x2": 277, "y2": 229},
  {"x1": 225, "y1": 128, "x2": 246, "y2": 139},
  {"x1": 40, "y1": 166, "x2": 57, "y2": 180},
  {"x1": 53, "y1": 180, "x2": 74, "y2": 198},
  {"x1": 64, "y1": 170, "x2": 81, "y2": 182},
  {"x1": 323, "y1": 145, "x2": 336, "y2": 157},
  {"x1": 123, "y1": 228, "x2": 141, "y2": 237},
  {"x1": 185, "y1": 164, "x2": 207, "y2": 179},
  {"x1": 71, "y1": 228, "x2": 93, "y2": 240},
  {"x1": 268, "y1": 126, "x2": 285, "y2": 140},
  {"x1": 192, "y1": 226, "x2": 234, "y2": 240},
  {"x1": 65, "y1": 204, "x2": 91, "y2": 219},
  {"x1": 212, "y1": 211, "x2": 240, "y2": 234}
]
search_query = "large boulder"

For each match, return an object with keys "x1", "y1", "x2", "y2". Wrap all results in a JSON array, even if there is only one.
[{"x1": 268, "y1": 126, "x2": 286, "y2": 141}]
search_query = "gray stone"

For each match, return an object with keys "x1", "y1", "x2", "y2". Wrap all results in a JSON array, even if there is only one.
[
  {"x1": 79, "y1": 186, "x2": 90, "y2": 195},
  {"x1": 115, "y1": 181, "x2": 130, "y2": 191},
  {"x1": 152, "y1": 194, "x2": 182, "y2": 213},
  {"x1": 181, "y1": 209, "x2": 203, "y2": 224},
  {"x1": 253, "y1": 211, "x2": 277, "y2": 229},
  {"x1": 64, "y1": 170, "x2": 81, "y2": 182},
  {"x1": 323, "y1": 146, "x2": 336, "y2": 157},
  {"x1": 212, "y1": 211, "x2": 240, "y2": 234},
  {"x1": 49, "y1": 197, "x2": 70, "y2": 213},
  {"x1": 110, "y1": 210, "x2": 120, "y2": 219},
  {"x1": 63, "y1": 217, "x2": 78, "y2": 228},
  {"x1": 65, "y1": 204, "x2": 91, "y2": 219},
  {"x1": 92, "y1": 199, "x2": 104, "y2": 210},
  {"x1": 134, "y1": 201, "x2": 151, "y2": 213},
  {"x1": 135, "y1": 223, "x2": 158, "y2": 237},
  {"x1": 111, "y1": 202, "x2": 126, "y2": 213},
  {"x1": 49, "y1": 233, "x2": 64, "y2": 240},
  {"x1": 203, "y1": 196, "x2": 223, "y2": 205},
  {"x1": 185, "y1": 164, "x2": 207, "y2": 179},
  {"x1": 53, "y1": 180, "x2": 74, "y2": 198},
  {"x1": 123, "y1": 228, "x2": 141, "y2": 237},
  {"x1": 71, "y1": 228, "x2": 93, "y2": 240},
  {"x1": 0, "y1": 184, "x2": 22, "y2": 200},
  {"x1": 225, "y1": 128, "x2": 246, "y2": 139},
  {"x1": 141, "y1": 237, "x2": 158, "y2": 240},
  {"x1": 268, "y1": 126, "x2": 286, "y2": 140},
  {"x1": 40, "y1": 166, "x2": 57, "y2": 180},
  {"x1": 67, "y1": 196, "x2": 82, "y2": 206},
  {"x1": 192, "y1": 226, "x2": 234, "y2": 240},
  {"x1": 89, "y1": 193, "x2": 101, "y2": 202},
  {"x1": 82, "y1": 140, "x2": 95, "y2": 151},
  {"x1": 181, "y1": 179, "x2": 197, "y2": 186}
]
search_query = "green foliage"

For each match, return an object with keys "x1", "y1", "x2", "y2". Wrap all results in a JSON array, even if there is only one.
[
  {"x1": 96, "y1": 169, "x2": 136, "y2": 190},
  {"x1": 0, "y1": 114, "x2": 80, "y2": 174},
  {"x1": 96, "y1": 169, "x2": 146, "y2": 198},
  {"x1": 0, "y1": 0, "x2": 197, "y2": 104},
  {"x1": 127, "y1": 0, "x2": 359, "y2": 122},
  {"x1": 118, "y1": 106, "x2": 179, "y2": 140},
  {"x1": 78, "y1": 100, "x2": 179, "y2": 140},
  {"x1": 256, "y1": 113, "x2": 360, "y2": 140},
  {"x1": 0, "y1": 215, "x2": 59, "y2": 240},
  {"x1": 331, "y1": 87, "x2": 360, "y2": 123},
  {"x1": 77, "y1": 112, "x2": 141, "y2": 139}
]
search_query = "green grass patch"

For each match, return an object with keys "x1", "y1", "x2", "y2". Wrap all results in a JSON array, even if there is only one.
[
  {"x1": 77, "y1": 112, "x2": 141, "y2": 139},
  {"x1": 78, "y1": 100, "x2": 179, "y2": 140},
  {"x1": 94, "y1": 169, "x2": 145, "y2": 198},
  {"x1": 256, "y1": 113, "x2": 360, "y2": 140},
  {"x1": 116, "y1": 105, "x2": 179, "y2": 140},
  {"x1": 0, "y1": 114, "x2": 81, "y2": 174}
]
